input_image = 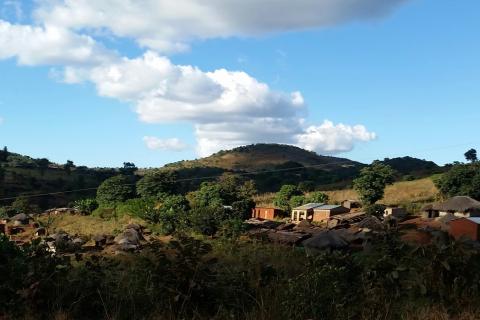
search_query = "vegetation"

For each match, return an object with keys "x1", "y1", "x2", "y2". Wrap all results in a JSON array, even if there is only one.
[
  {"x1": 96, "y1": 175, "x2": 136, "y2": 207},
  {"x1": 435, "y1": 162, "x2": 480, "y2": 200},
  {"x1": 353, "y1": 161, "x2": 396, "y2": 206},
  {"x1": 2, "y1": 231, "x2": 480, "y2": 319}
]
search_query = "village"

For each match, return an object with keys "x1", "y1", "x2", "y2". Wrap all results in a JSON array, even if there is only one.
[
  {"x1": 2, "y1": 194, "x2": 480, "y2": 257},
  {"x1": 246, "y1": 195, "x2": 480, "y2": 251}
]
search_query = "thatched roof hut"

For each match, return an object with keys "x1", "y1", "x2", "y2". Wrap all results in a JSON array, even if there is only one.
[
  {"x1": 433, "y1": 196, "x2": 480, "y2": 214},
  {"x1": 303, "y1": 231, "x2": 348, "y2": 253}
]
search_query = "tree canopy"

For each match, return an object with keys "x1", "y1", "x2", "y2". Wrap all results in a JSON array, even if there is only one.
[
  {"x1": 435, "y1": 163, "x2": 480, "y2": 200},
  {"x1": 465, "y1": 149, "x2": 478, "y2": 163},
  {"x1": 353, "y1": 161, "x2": 395, "y2": 206},
  {"x1": 136, "y1": 170, "x2": 177, "y2": 199},
  {"x1": 96, "y1": 175, "x2": 135, "y2": 207}
]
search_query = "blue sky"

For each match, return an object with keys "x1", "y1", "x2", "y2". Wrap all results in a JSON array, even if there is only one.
[{"x1": 0, "y1": 0, "x2": 479, "y2": 168}]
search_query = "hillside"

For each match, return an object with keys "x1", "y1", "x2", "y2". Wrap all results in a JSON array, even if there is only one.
[
  {"x1": 255, "y1": 177, "x2": 440, "y2": 208},
  {"x1": 0, "y1": 144, "x2": 444, "y2": 207},
  {"x1": 165, "y1": 143, "x2": 361, "y2": 171}
]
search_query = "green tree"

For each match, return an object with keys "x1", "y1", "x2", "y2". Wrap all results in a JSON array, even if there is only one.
[
  {"x1": 36, "y1": 158, "x2": 50, "y2": 176},
  {"x1": 306, "y1": 191, "x2": 329, "y2": 204},
  {"x1": 231, "y1": 198, "x2": 256, "y2": 220},
  {"x1": 353, "y1": 161, "x2": 395, "y2": 206},
  {"x1": 189, "y1": 205, "x2": 225, "y2": 236},
  {"x1": 435, "y1": 163, "x2": 480, "y2": 200},
  {"x1": 96, "y1": 175, "x2": 135, "y2": 207},
  {"x1": 120, "y1": 162, "x2": 138, "y2": 175},
  {"x1": 64, "y1": 160, "x2": 74, "y2": 174},
  {"x1": 11, "y1": 197, "x2": 38, "y2": 214},
  {"x1": 72, "y1": 198, "x2": 98, "y2": 215},
  {"x1": 465, "y1": 149, "x2": 478, "y2": 163},
  {"x1": 155, "y1": 195, "x2": 190, "y2": 234},
  {"x1": 298, "y1": 181, "x2": 315, "y2": 193},
  {"x1": 0, "y1": 146, "x2": 8, "y2": 162},
  {"x1": 187, "y1": 182, "x2": 223, "y2": 208},
  {"x1": 289, "y1": 195, "x2": 306, "y2": 209},
  {"x1": 273, "y1": 185, "x2": 302, "y2": 212},
  {"x1": 136, "y1": 170, "x2": 177, "y2": 199}
]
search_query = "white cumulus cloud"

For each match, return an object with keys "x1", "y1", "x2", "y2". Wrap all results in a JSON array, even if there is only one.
[
  {"x1": 143, "y1": 136, "x2": 188, "y2": 151},
  {"x1": 297, "y1": 121, "x2": 377, "y2": 154},
  {"x1": 0, "y1": 0, "x2": 387, "y2": 156},
  {"x1": 34, "y1": 0, "x2": 408, "y2": 52},
  {"x1": 0, "y1": 19, "x2": 113, "y2": 66}
]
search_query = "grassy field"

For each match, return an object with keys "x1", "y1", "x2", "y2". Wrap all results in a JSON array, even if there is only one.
[
  {"x1": 36, "y1": 214, "x2": 146, "y2": 237},
  {"x1": 255, "y1": 177, "x2": 439, "y2": 207}
]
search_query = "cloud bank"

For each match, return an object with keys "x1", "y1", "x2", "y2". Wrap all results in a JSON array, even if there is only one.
[{"x1": 0, "y1": 0, "x2": 402, "y2": 156}]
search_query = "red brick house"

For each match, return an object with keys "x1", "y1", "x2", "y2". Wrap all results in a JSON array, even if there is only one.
[
  {"x1": 449, "y1": 218, "x2": 480, "y2": 241},
  {"x1": 252, "y1": 207, "x2": 283, "y2": 220}
]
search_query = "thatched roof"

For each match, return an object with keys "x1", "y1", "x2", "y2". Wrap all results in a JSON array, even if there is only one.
[
  {"x1": 10, "y1": 213, "x2": 30, "y2": 222},
  {"x1": 433, "y1": 196, "x2": 480, "y2": 213},
  {"x1": 356, "y1": 216, "x2": 385, "y2": 231},
  {"x1": 303, "y1": 231, "x2": 348, "y2": 251}
]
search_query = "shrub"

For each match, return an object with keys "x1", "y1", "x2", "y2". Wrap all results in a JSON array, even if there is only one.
[
  {"x1": 96, "y1": 175, "x2": 136, "y2": 207},
  {"x1": 72, "y1": 198, "x2": 98, "y2": 215}
]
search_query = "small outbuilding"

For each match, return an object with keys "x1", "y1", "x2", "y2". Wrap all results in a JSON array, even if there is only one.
[
  {"x1": 291, "y1": 203, "x2": 325, "y2": 222},
  {"x1": 312, "y1": 205, "x2": 350, "y2": 222},
  {"x1": 251, "y1": 207, "x2": 284, "y2": 220},
  {"x1": 291, "y1": 203, "x2": 350, "y2": 223},
  {"x1": 384, "y1": 207, "x2": 407, "y2": 219},
  {"x1": 341, "y1": 200, "x2": 362, "y2": 210},
  {"x1": 449, "y1": 218, "x2": 480, "y2": 241}
]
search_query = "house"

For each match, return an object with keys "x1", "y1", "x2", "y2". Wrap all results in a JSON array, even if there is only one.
[
  {"x1": 291, "y1": 203, "x2": 350, "y2": 223},
  {"x1": 341, "y1": 200, "x2": 362, "y2": 210},
  {"x1": 291, "y1": 203, "x2": 324, "y2": 222},
  {"x1": 449, "y1": 218, "x2": 480, "y2": 241},
  {"x1": 433, "y1": 196, "x2": 480, "y2": 218},
  {"x1": 384, "y1": 207, "x2": 407, "y2": 219},
  {"x1": 421, "y1": 204, "x2": 437, "y2": 218},
  {"x1": 312, "y1": 205, "x2": 350, "y2": 222},
  {"x1": 251, "y1": 207, "x2": 284, "y2": 220}
]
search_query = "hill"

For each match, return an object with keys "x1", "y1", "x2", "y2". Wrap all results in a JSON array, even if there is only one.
[
  {"x1": 0, "y1": 148, "x2": 117, "y2": 209},
  {"x1": 164, "y1": 144, "x2": 365, "y2": 192},
  {"x1": 380, "y1": 156, "x2": 442, "y2": 178},
  {"x1": 165, "y1": 143, "x2": 361, "y2": 171},
  {"x1": 0, "y1": 144, "x2": 444, "y2": 208}
]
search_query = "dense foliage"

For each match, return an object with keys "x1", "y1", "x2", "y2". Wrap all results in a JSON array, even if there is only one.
[
  {"x1": 3, "y1": 232, "x2": 480, "y2": 319},
  {"x1": 435, "y1": 163, "x2": 480, "y2": 200},
  {"x1": 96, "y1": 175, "x2": 136, "y2": 207},
  {"x1": 353, "y1": 161, "x2": 395, "y2": 205}
]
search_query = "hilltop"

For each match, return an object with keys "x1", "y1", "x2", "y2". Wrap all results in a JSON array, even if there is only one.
[{"x1": 166, "y1": 143, "x2": 361, "y2": 171}]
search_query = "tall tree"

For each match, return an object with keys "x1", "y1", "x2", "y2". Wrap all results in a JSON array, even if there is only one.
[
  {"x1": 353, "y1": 161, "x2": 395, "y2": 206},
  {"x1": 136, "y1": 170, "x2": 177, "y2": 199},
  {"x1": 96, "y1": 175, "x2": 136, "y2": 207},
  {"x1": 465, "y1": 149, "x2": 478, "y2": 163},
  {"x1": 273, "y1": 184, "x2": 302, "y2": 212},
  {"x1": 120, "y1": 162, "x2": 138, "y2": 175}
]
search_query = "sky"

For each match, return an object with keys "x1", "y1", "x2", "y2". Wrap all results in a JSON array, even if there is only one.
[{"x1": 0, "y1": 0, "x2": 479, "y2": 168}]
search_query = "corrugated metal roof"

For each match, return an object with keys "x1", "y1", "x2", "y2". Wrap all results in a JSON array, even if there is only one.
[
  {"x1": 293, "y1": 203, "x2": 324, "y2": 210},
  {"x1": 315, "y1": 205, "x2": 343, "y2": 210},
  {"x1": 466, "y1": 217, "x2": 480, "y2": 224}
]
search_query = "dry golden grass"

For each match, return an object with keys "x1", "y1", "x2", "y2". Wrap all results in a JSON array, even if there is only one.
[
  {"x1": 37, "y1": 214, "x2": 146, "y2": 237},
  {"x1": 255, "y1": 178, "x2": 439, "y2": 207},
  {"x1": 326, "y1": 177, "x2": 439, "y2": 205}
]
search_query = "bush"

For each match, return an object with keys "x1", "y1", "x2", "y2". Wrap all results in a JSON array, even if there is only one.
[
  {"x1": 72, "y1": 198, "x2": 98, "y2": 215},
  {"x1": 96, "y1": 175, "x2": 136, "y2": 207},
  {"x1": 189, "y1": 206, "x2": 226, "y2": 236}
]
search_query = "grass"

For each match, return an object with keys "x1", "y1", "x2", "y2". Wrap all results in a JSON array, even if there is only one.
[
  {"x1": 36, "y1": 214, "x2": 146, "y2": 237},
  {"x1": 254, "y1": 177, "x2": 439, "y2": 207}
]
